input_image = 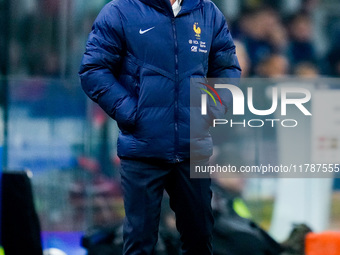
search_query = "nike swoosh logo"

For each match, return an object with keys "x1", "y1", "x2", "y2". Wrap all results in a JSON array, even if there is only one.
[{"x1": 139, "y1": 27, "x2": 155, "y2": 35}]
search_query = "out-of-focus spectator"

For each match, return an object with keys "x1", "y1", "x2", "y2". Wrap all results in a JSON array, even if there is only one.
[
  {"x1": 44, "y1": 51, "x2": 61, "y2": 77},
  {"x1": 213, "y1": 176, "x2": 246, "y2": 196},
  {"x1": 294, "y1": 62, "x2": 319, "y2": 78},
  {"x1": 255, "y1": 54, "x2": 289, "y2": 78},
  {"x1": 241, "y1": 0, "x2": 281, "y2": 11},
  {"x1": 301, "y1": 0, "x2": 319, "y2": 13},
  {"x1": 287, "y1": 11, "x2": 317, "y2": 68},
  {"x1": 237, "y1": 7, "x2": 288, "y2": 75},
  {"x1": 326, "y1": 46, "x2": 340, "y2": 77}
]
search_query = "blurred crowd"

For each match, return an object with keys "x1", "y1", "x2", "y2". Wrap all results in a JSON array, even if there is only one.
[
  {"x1": 5, "y1": 0, "x2": 340, "y2": 79},
  {"x1": 228, "y1": 3, "x2": 340, "y2": 78}
]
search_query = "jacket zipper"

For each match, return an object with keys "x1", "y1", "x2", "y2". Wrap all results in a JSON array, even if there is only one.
[{"x1": 171, "y1": 17, "x2": 180, "y2": 163}]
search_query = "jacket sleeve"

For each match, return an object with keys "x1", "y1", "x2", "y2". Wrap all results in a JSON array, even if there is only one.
[
  {"x1": 207, "y1": 5, "x2": 242, "y2": 116},
  {"x1": 79, "y1": 3, "x2": 137, "y2": 131},
  {"x1": 208, "y1": 6, "x2": 241, "y2": 79}
]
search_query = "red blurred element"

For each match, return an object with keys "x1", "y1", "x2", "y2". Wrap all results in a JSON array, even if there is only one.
[
  {"x1": 305, "y1": 232, "x2": 340, "y2": 255},
  {"x1": 112, "y1": 155, "x2": 121, "y2": 168},
  {"x1": 69, "y1": 177, "x2": 124, "y2": 227},
  {"x1": 69, "y1": 177, "x2": 122, "y2": 199},
  {"x1": 93, "y1": 104, "x2": 108, "y2": 128},
  {"x1": 77, "y1": 156, "x2": 101, "y2": 173}
]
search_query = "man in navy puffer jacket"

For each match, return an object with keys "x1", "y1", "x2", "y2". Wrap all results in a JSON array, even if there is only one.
[{"x1": 79, "y1": 0, "x2": 241, "y2": 254}]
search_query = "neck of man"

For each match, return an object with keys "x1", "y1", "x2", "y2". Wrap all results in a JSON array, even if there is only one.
[{"x1": 170, "y1": 0, "x2": 176, "y2": 6}]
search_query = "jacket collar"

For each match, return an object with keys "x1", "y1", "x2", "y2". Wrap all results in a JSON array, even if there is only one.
[{"x1": 139, "y1": 0, "x2": 202, "y2": 16}]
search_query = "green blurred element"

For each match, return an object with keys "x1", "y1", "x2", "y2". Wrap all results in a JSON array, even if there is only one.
[
  {"x1": 0, "y1": 246, "x2": 5, "y2": 255},
  {"x1": 244, "y1": 192, "x2": 340, "y2": 232},
  {"x1": 246, "y1": 198, "x2": 275, "y2": 231},
  {"x1": 233, "y1": 197, "x2": 252, "y2": 219},
  {"x1": 330, "y1": 192, "x2": 340, "y2": 230}
]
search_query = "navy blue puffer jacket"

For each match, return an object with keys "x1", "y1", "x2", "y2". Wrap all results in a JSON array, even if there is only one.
[{"x1": 79, "y1": 0, "x2": 241, "y2": 163}]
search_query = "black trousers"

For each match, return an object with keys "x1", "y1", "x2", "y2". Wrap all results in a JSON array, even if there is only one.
[{"x1": 120, "y1": 158, "x2": 214, "y2": 255}]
